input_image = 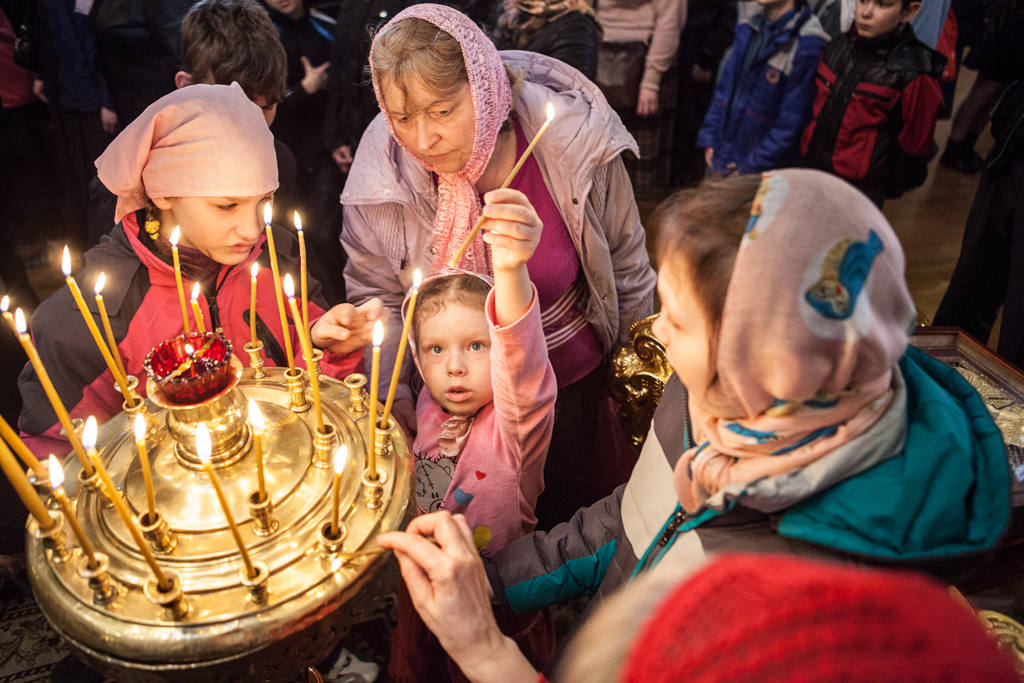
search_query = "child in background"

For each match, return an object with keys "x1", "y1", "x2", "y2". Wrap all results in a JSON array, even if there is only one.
[
  {"x1": 698, "y1": 0, "x2": 829, "y2": 175},
  {"x1": 801, "y1": 0, "x2": 944, "y2": 206}
]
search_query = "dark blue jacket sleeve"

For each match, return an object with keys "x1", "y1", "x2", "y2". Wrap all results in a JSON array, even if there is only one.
[{"x1": 696, "y1": 40, "x2": 742, "y2": 158}]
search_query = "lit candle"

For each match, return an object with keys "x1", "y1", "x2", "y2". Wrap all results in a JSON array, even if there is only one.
[
  {"x1": 190, "y1": 283, "x2": 206, "y2": 333},
  {"x1": 62, "y1": 247, "x2": 133, "y2": 400},
  {"x1": 249, "y1": 263, "x2": 259, "y2": 346},
  {"x1": 14, "y1": 309, "x2": 93, "y2": 476},
  {"x1": 93, "y1": 273, "x2": 129, "y2": 385},
  {"x1": 449, "y1": 103, "x2": 556, "y2": 268},
  {"x1": 382, "y1": 269, "x2": 421, "y2": 427},
  {"x1": 248, "y1": 399, "x2": 266, "y2": 502},
  {"x1": 0, "y1": 414, "x2": 47, "y2": 479},
  {"x1": 331, "y1": 445, "x2": 347, "y2": 536},
  {"x1": 134, "y1": 414, "x2": 156, "y2": 521},
  {"x1": 48, "y1": 455, "x2": 99, "y2": 569},
  {"x1": 196, "y1": 423, "x2": 257, "y2": 579},
  {"x1": 168, "y1": 227, "x2": 190, "y2": 334},
  {"x1": 0, "y1": 435, "x2": 55, "y2": 530},
  {"x1": 83, "y1": 416, "x2": 170, "y2": 589},
  {"x1": 294, "y1": 211, "x2": 309, "y2": 331},
  {"x1": 263, "y1": 203, "x2": 295, "y2": 370},
  {"x1": 0, "y1": 295, "x2": 14, "y2": 334},
  {"x1": 367, "y1": 321, "x2": 383, "y2": 478},
  {"x1": 284, "y1": 274, "x2": 323, "y2": 432}
]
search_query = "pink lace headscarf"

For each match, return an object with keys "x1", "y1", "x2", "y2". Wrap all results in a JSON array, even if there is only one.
[
  {"x1": 674, "y1": 169, "x2": 916, "y2": 513},
  {"x1": 369, "y1": 4, "x2": 514, "y2": 275}
]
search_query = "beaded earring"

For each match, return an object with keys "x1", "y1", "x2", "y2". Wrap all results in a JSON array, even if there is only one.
[{"x1": 144, "y1": 218, "x2": 160, "y2": 241}]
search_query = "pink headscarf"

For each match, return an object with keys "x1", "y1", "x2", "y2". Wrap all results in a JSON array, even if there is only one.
[
  {"x1": 675, "y1": 169, "x2": 916, "y2": 513},
  {"x1": 96, "y1": 82, "x2": 278, "y2": 223},
  {"x1": 369, "y1": 4, "x2": 514, "y2": 274}
]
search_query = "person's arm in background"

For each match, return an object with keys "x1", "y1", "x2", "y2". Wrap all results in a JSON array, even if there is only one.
[
  {"x1": 696, "y1": 36, "x2": 741, "y2": 171},
  {"x1": 887, "y1": 73, "x2": 944, "y2": 196},
  {"x1": 637, "y1": 0, "x2": 685, "y2": 116}
]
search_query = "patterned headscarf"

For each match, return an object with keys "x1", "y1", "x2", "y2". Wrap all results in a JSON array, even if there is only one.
[
  {"x1": 96, "y1": 82, "x2": 277, "y2": 223},
  {"x1": 675, "y1": 169, "x2": 916, "y2": 513},
  {"x1": 369, "y1": 4, "x2": 514, "y2": 275}
]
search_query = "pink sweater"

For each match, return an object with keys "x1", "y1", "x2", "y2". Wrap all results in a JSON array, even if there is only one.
[{"x1": 412, "y1": 288, "x2": 556, "y2": 555}]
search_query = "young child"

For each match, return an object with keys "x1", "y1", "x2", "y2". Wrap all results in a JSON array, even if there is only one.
[
  {"x1": 17, "y1": 83, "x2": 380, "y2": 456},
  {"x1": 697, "y1": 0, "x2": 829, "y2": 175},
  {"x1": 801, "y1": 0, "x2": 945, "y2": 206}
]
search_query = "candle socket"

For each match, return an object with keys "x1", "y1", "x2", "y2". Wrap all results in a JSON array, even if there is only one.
[
  {"x1": 77, "y1": 551, "x2": 118, "y2": 605},
  {"x1": 240, "y1": 560, "x2": 270, "y2": 605},
  {"x1": 284, "y1": 368, "x2": 310, "y2": 413},
  {"x1": 30, "y1": 515, "x2": 72, "y2": 563},
  {"x1": 242, "y1": 341, "x2": 267, "y2": 379},
  {"x1": 144, "y1": 570, "x2": 189, "y2": 621},
  {"x1": 317, "y1": 519, "x2": 347, "y2": 555},
  {"x1": 248, "y1": 491, "x2": 279, "y2": 536},
  {"x1": 77, "y1": 467, "x2": 106, "y2": 503},
  {"x1": 311, "y1": 423, "x2": 337, "y2": 469},
  {"x1": 310, "y1": 348, "x2": 323, "y2": 386},
  {"x1": 27, "y1": 467, "x2": 51, "y2": 500},
  {"x1": 374, "y1": 417, "x2": 396, "y2": 461},
  {"x1": 361, "y1": 468, "x2": 387, "y2": 511},
  {"x1": 343, "y1": 374, "x2": 368, "y2": 417},
  {"x1": 138, "y1": 511, "x2": 177, "y2": 553},
  {"x1": 123, "y1": 382, "x2": 160, "y2": 442}
]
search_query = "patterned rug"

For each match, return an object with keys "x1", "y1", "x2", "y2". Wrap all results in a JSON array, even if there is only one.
[{"x1": 0, "y1": 575, "x2": 67, "y2": 683}]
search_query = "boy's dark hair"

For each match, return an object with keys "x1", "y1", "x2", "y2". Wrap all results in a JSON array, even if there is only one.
[
  {"x1": 411, "y1": 273, "x2": 491, "y2": 343},
  {"x1": 182, "y1": 0, "x2": 287, "y2": 105}
]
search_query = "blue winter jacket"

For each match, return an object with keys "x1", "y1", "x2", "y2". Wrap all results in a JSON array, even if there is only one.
[{"x1": 697, "y1": 5, "x2": 829, "y2": 174}]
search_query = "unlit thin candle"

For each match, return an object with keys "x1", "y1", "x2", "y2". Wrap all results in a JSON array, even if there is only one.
[{"x1": 382, "y1": 269, "x2": 421, "y2": 427}]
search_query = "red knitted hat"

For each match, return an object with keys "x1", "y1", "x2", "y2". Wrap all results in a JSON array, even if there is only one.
[{"x1": 621, "y1": 554, "x2": 1019, "y2": 682}]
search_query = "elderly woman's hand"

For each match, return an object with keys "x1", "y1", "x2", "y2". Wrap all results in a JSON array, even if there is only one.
[
  {"x1": 310, "y1": 298, "x2": 384, "y2": 355},
  {"x1": 378, "y1": 512, "x2": 537, "y2": 683}
]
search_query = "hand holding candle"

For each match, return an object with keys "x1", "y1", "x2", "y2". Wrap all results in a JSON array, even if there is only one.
[
  {"x1": 135, "y1": 414, "x2": 157, "y2": 521},
  {"x1": 381, "y1": 269, "x2": 421, "y2": 427},
  {"x1": 48, "y1": 455, "x2": 99, "y2": 569},
  {"x1": 248, "y1": 399, "x2": 267, "y2": 502},
  {"x1": 190, "y1": 283, "x2": 206, "y2": 333},
  {"x1": 448, "y1": 102, "x2": 555, "y2": 269},
  {"x1": 249, "y1": 263, "x2": 259, "y2": 346},
  {"x1": 367, "y1": 321, "x2": 383, "y2": 479},
  {"x1": 263, "y1": 202, "x2": 295, "y2": 371},
  {"x1": 196, "y1": 423, "x2": 257, "y2": 579},
  {"x1": 331, "y1": 445, "x2": 346, "y2": 537},
  {"x1": 169, "y1": 228, "x2": 191, "y2": 334}
]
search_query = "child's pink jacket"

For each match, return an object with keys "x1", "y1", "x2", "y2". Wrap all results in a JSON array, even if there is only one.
[{"x1": 412, "y1": 287, "x2": 556, "y2": 554}]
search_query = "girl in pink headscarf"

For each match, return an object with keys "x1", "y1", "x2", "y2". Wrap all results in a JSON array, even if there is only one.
[
  {"x1": 343, "y1": 4, "x2": 656, "y2": 529},
  {"x1": 17, "y1": 83, "x2": 381, "y2": 457}
]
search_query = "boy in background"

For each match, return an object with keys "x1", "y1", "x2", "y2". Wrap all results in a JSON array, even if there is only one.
[
  {"x1": 697, "y1": 0, "x2": 829, "y2": 175},
  {"x1": 801, "y1": 0, "x2": 945, "y2": 206}
]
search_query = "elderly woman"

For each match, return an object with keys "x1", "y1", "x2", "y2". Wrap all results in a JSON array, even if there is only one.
[{"x1": 341, "y1": 4, "x2": 656, "y2": 527}]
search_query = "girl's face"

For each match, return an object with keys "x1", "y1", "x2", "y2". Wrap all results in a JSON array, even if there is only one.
[
  {"x1": 415, "y1": 301, "x2": 494, "y2": 418},
  {"x1": 652, "y1": 264, "x2": 714, "y2": 396},
  {"x1": 380, "y1": 77, "x2": 476, "y2": 174},
  {"x1": 153, "y1": 194, "x2": 273, "y2": 266}
]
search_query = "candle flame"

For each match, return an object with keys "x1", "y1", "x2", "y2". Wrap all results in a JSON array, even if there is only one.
[
  {"x1": 14, "y1": 308, "x2": 26, "y2": 334},
  {"x1": 248, "y1": 398, "x2": 265, "y2": 432},
  {"x1": 191, "y1": 282, "x2": 201, "y2": 302},
  {"x1": 545, "y1": 102, "x2": 555, "y2": 122},
  {"x1": 1, "y1": 295, "x2": 8, "y2": 313},
  {"x1": 61, "y1": 246, "x2": 71, "y2": 276},
  {"x1": 263, "y1": 202, "x2": 272, "y2": 225},
  {"x1": 170, "y1": 226, "x2": 181, "y2": 247},
  {"x1": 184, "y1": 343, "x2": 194, "y2": 355},
  {"x1": 283, "y1": 273, "x2": 295, "y2": 298},
  {"x1": 196, "y1": 423, "x2": 211, "y2": 465},
  {"x1": 134, "y1": 413, "x2": 146, "y2": 443},
  {"x1": 372, "y1": 320, "x2": 383, "y2": 346},
  {"x1": 293, "y1": 211, "x2": 302, "y2": 232},
  {"x1": 333, "y1": 445, "x2": 347, "y2": 475},
  {"x1": 94, "y1": 272, "x2": 106, "y2": 295},
  {"x1": 250, "y1": 262, "x2": 259, "y2": 278},
  {"x1": 48, "y1": 455, "x2": 64, "y2": 489},
  {"x1": 413, "y1": 268, "x2": 423, "y2": 289},
  {"x1": 83, "y1": 416, "x2": 98, "y2": 450}
]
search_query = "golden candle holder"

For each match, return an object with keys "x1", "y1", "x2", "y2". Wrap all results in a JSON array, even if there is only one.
[
  {"x1": 361, "y1": 468, "x2": 387, "y2": 511},
  {"x1": 285, "y1": 367, "x2": 310, "y2": 413},
  {"x1": 77, "y1": 466, "x2": 102, "y2": 496},
  {"x1": 248, "y1": 491, "x2": 279, "y2": 536},
  {"x1": 240, "y1": 560, "x2": 270, "y2": 605},
  {"x1": 316, "y1": 519, "x2": 347, "y2": 556},
  {"x1": 122, "y1": 375, "x2": 160, "y2": 438},
  {"x1": 144, "y1": 570, "x2": 189, "y2": 621},
  {"x1": 242, "y1": 340, "x2": 267, "y2": 379},
  {"x1": 312, "y1": 423, "x2": 337, "y2": 469},
  {"x1": 138, "y1": 511, "x2": 177, "y2": 553},
  {"x1": 343, "y1": 373, "x2": 368, "y2": 417},
  {"x1": 375, "y1": 417, "x2": 397, "y2": 461},
  {"x1": 77, "y1": 551, "x2": 118, "y2": 605},
  {"x1": 310, "y1": 348, "x2": 323, "y2": 385},
  {"x1": 30, "y1": 515, "x2": 71, "y2": 563},
  {"x1": 28, "y1": 466, "x2": 51, "y2": 499}
]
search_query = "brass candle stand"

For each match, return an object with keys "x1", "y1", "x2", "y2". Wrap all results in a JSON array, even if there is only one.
[{"x1": 26, "y1": 351, "x2": 412, "y2": 682}]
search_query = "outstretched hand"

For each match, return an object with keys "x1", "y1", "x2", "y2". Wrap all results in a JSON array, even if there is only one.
[
  {"x1": 480, "y1": 188, "x2": 542, "y2": 273},
  {"x1": 377, "y1": 512, "x2": 537, "y2": 683},
  {"x1": 310, "y1": 298, "x2": 384, "y2": 354}
]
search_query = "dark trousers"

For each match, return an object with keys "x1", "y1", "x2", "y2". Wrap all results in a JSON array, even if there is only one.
[{"x1": 933, "y1": 156, "x2": 1024, "y2": 368}]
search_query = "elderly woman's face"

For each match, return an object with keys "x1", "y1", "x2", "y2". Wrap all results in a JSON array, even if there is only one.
[
  {"x1": 381, "y1": 77, "x2": 476, "y2": 174},
  {"x1": 153, "y1": 194, "x2": 273, "y2": 266}
]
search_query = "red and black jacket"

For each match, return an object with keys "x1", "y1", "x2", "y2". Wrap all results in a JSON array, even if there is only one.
[{"x1": 801, "y1": 25, "x2": 945, "y2": 200}]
